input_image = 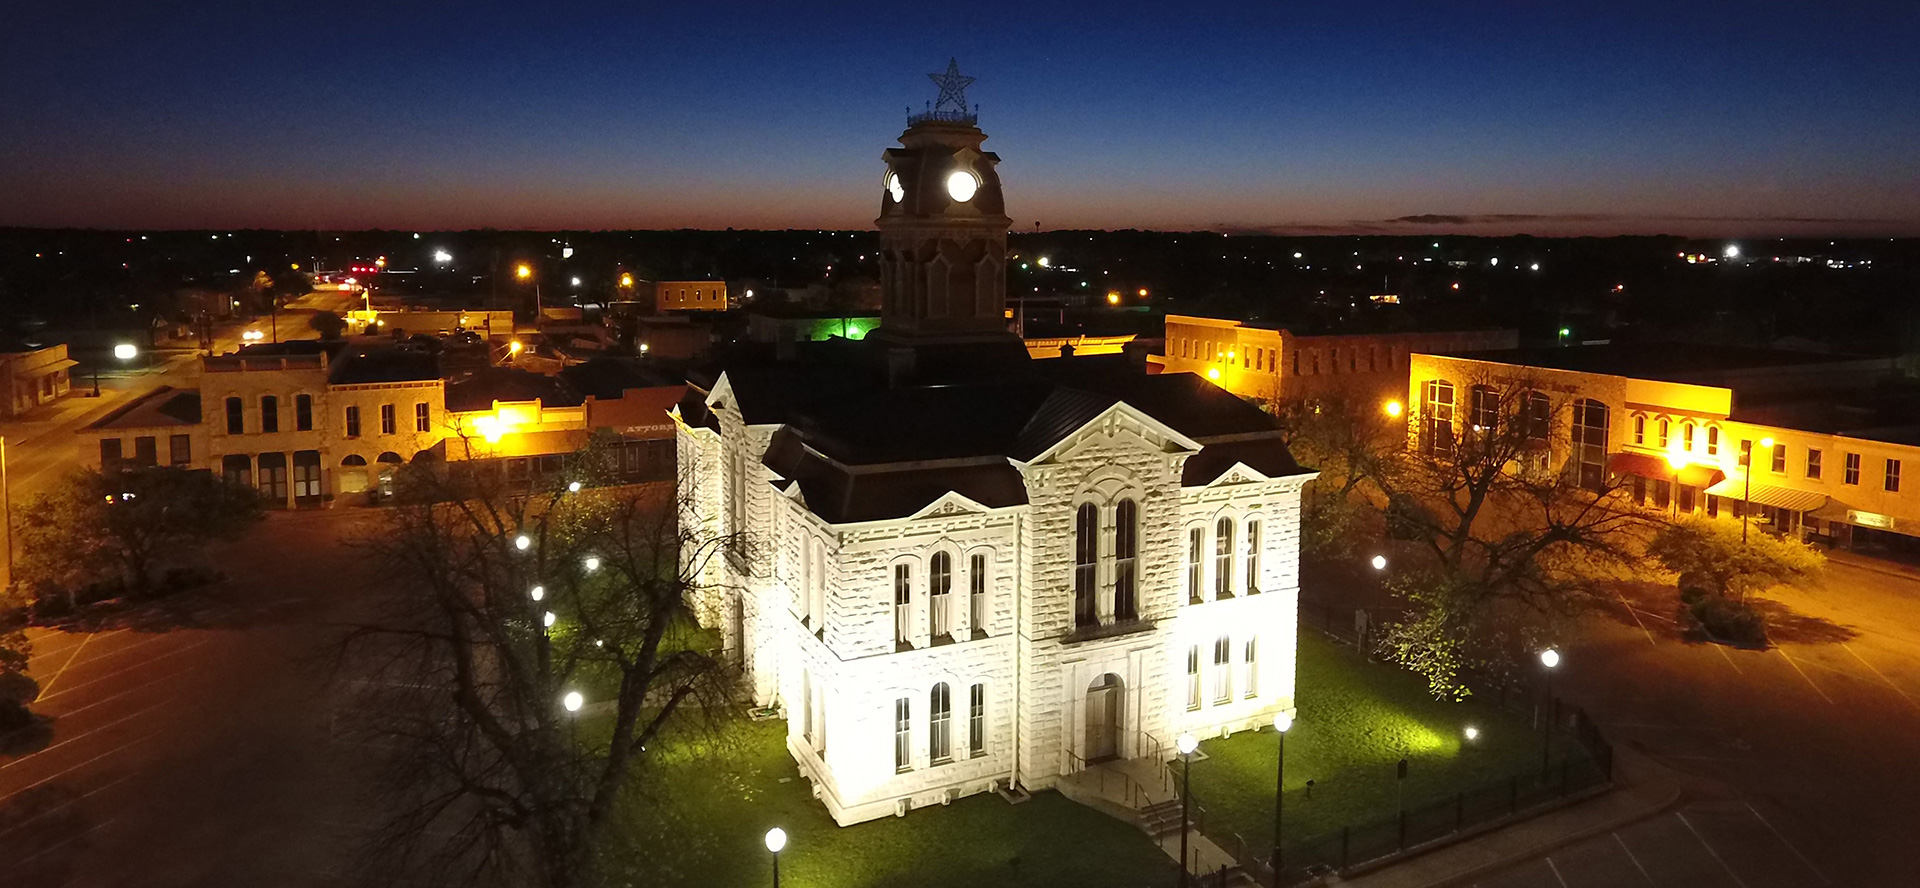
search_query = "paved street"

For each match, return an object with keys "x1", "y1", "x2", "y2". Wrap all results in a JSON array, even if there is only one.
[
  {"x1": 1469, "y1": 556, "x2": 1920, "y2": 887},
  {"x1": 0, "y1": 509, "x2": 382, "y2": 888}
]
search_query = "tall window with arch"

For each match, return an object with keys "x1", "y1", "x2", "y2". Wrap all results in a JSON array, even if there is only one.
[
  {"x1": 1573, "y1": 399, "x2": 1610, "y2": 490},
  {"x1": 1633, "y1": 414, "x2": 1646, "y2": 445},
  {"x1": 1683, "y1": 422, "x2": 1696, "y2": 451},
  {"x1": 1074, "y1": 503, "x2": 1098, "y2": 628},
  {"x1": 1422, "y1": 380, "x2": 1455, "y2": 457},
  {"x1": 1187, "y1": 527, "x2": 1204, "y2": 604},
  {"x1": 893, "y1": 563, "x2": 912, "y2": 648},
  {"x1": 968, "y1": 683, "x2": 986, "y2": 757},
  {"x1": 1657, "y1": 418, "x2": 1670, "y2": 449},
  {"x1": 1470, "y1": 385, "x2": 1498, "y2": 438},
  {"x1": 1523, "y1": 391, "x2": 1551, "y2": 440},
  {"x1": 969, "y1": 552, "x2": 988, "y2": 635},
  {"x1": 1244, "y1": 636, "x2": 1259, "y2": 698},
  {"x1": 1214, "y1": 517, "x2": 1235, "y2": 599},
  {"x1": 1212, "y1": 635, "x2": 1232, "y2": 704},
  {"x1": 929, "y1": 683, "x2": 952, "y2": 765},
  {"x1": 1245, "y1": 519, "x2": 1262, "y2": 593},
  {"x1": 1114, "y1": 499, "x2": 1139, "y2": 620},
  {"x1": 810, "y1": 538, "x2": 828, "y2": 632},
  {"x1": 894, "y1": 697, "x2": 911, "y2": 773},
  {"x1": 930, "y1": 551, "x2": 952, "y2": 639}
]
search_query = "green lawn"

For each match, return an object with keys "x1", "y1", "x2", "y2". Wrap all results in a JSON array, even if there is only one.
[
  {"x1": 601, "y1": 716, "x2": 1177, "y2": 888},
  {"x1": 1185, "y1": 633, "x2": 1583, "y2": 863}
]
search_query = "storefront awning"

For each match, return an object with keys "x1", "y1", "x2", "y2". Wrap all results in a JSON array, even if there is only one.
[
  {"x1": 1704, "y1": 476, "x2": 1831, "y2": 513},
  {"x1": 1609, "y1": 451, "x2": 1726, "y2": 488}
]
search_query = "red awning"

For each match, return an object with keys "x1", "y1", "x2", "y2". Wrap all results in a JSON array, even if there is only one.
[{"x1": 1608, "y1": 451, "x2": 1725, "y2": 488}]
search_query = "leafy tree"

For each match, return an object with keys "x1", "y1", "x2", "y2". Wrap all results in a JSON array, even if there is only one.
[
  {"x1": 339, "y1": 446, "x2": 738, "y2": 888},
  {"x1": 1367, "y1": 378, "x2": 1642, "y2": 698},
  {"x1": 310, "y1": 309, "x2": 348, "y2": 340},
  {"x1": 15, "y1": 467, "x2": 264, "y2": 598},
  {"x1": 1646, "y1": 516, "x2": 1824, "y2": 601},
  {"x1": 1278, "y1": 394, "x2": 1399, "y2": 561},
  {"x1": 0, "y1": 619, "x2": 33, "y2": 734}
]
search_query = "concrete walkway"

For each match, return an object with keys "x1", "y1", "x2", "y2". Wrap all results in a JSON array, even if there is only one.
[
  {"x1": 1055, "y1": 756, "x2": 1247, "y2": 882},
  {"x1": 1332, "y1": 747, "x2": 1681, "y2": 888}
]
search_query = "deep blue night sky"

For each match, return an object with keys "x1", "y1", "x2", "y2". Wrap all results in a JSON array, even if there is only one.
[{"x1": 3, "y1": 1, "x2": 1917, "y2": 234}]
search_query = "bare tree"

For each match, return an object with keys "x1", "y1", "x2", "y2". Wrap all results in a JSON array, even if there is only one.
[
  {"x1": 339, "y1": 443, "x2": 739, "y2": 888},
  {"x1": 1277, "y1": 394, "x2": 1402, "y2": 561},
  {"x1": 1369, "y1": 374, "x2": 1644, "y2": 698}
]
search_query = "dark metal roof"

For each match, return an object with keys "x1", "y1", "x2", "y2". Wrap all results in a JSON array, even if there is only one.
[
  {"x1": 328, "y1": 348, "x2": 440, "y2": 385},
  {"x1": 444, "y1": 367, "x2": 586, "y2": 413}
]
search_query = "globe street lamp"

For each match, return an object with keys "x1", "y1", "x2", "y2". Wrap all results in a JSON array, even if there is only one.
[
  {"x1": 1539, "y1": 648, "x2": 1560, "y2": 778},
  {"x1": 1370, "y1": 554, "x2": 1387, "y2": 571},
  {"x1": 1177, "y1": 732, "x2": 1198, "y2": 888},
  {"x1": 765, "y1": 827, "x2": 787, "y2": 888},
  {"x1": 1383, "y1": 399, "x2": 1404, "y2": 418},
  {"x1": 1271, "y1": 712, "x2": 1293, "y2": 887},
  {"x1": 562, "y1": 690, "x2": 583, "y2": 713},
  {"x1": 514, "y1": 534, "x2": 531, "y2": 552}
]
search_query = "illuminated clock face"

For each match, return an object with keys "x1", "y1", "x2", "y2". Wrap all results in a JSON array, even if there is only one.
[
  {"x1": 885, "y1": 172, "x2": 904, "y2": 203},
  {"x1": 946, "y1": 169, "x2": 978, "y2": 202}
]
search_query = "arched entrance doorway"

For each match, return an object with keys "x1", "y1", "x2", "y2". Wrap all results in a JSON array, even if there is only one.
[{"x1": 1085, "y1": 673, "x2": 1124, "y2": 762}]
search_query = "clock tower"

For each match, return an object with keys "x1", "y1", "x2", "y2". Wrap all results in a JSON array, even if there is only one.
[{"x1": 875, "y1": 60, "x2": 1012, "y2": 342}]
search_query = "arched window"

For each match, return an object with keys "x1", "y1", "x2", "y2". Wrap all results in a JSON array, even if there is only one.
[
  {"x1": 929, "y1": 683, "x2": 952, "y2": 765},
  {"x1": 1114, "y1": 499, "x2": 1138, "y2": 621},
  {"x1": 1214, "y1": 517, "x2": 1235, "y2": 599},
  {"x1": 1074, "y1": 503, "x2": 1098, "y2": 628},
  {"x1": 894, "y1": 563, "x2": 912, "y2": 647},
  {"x1": 1657, "y1": 418, "x2": 1670, "y2": 449},
  {"x1": 930, "y1": 551, "x2": 952, "y2": 638},
  {"x1": 1187, "y1": 527, "x2": 1204, "y2": 604},
  {"x1": 1707, "y1": 426, "x2": 1720, "y2": 456},
  {"x1": 969, "y1": 552, "x2": 988, "y2": 635},
  {"x1": 1422, "y1": 380, "x2": 1455, "y2": 456},
  {"x1": 1633, "y1": 415, "x2": 1646, "y2": 445},
  {"x1": 1573, "y1": 399, "x2": 1610, "y2": 490},
  {"x1": 1213, "y1": 635, "x2": 1232, "y2": 704},
  {"x1": 894, "y1": 697, "x2": 911, "y2": 773},
  {"x1": 1245, "y1": 519, "x2": 1262, "y2": 593},
  {"x1": 225, "y1": 397, "x2": 244, "y2": 435},
  {"x1": 260, "y1": 395, "x2": 279, "y2": 434},
  {"x1": 1683, "y1": 422, "x2": 1696, "y2": 451},
  {"x1": 968, "y1": 683, "x2": 986, "y2": 757}
]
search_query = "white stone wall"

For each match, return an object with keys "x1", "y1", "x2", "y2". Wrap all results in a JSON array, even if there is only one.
[
  {"x1": 679, "y1": 389, "x2": 1313, "y2": 826},
  {"x1": 673, "y1": 418, "x2": 726, "y2": 630}
]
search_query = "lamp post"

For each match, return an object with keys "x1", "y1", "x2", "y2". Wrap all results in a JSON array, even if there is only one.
[
  {"x1": 1538, "y1": 648, "x2": 1560, "y2": 778},
  {"x1": 765, "y1": 827, "x2": 787, "y2": 888},
  {"x1": 1271, "y1": 712, "x2": 1293, "y2": 887},
  {"x1": 1743, "y1": 438, "x2": 1773, "y2": 543},
  {"x1": 1177, "y1": 732, "x2": 1198, "y2": 888},
  {"x1": 1666, "y1": 451, "x2": 1687, "y2": 517}
]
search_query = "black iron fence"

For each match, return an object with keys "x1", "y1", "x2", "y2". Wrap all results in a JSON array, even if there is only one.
[{"x1": 1189, "y1": 601, "x2": 1622, "y2": 885}]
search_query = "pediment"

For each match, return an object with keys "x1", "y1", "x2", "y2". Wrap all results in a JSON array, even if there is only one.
[
  {"x1": 1025, "y1": 401, "x2": 1203, "y2": 466},
  {"x1": 907, "y1": 490, "x2": 997, "y2": 521}
]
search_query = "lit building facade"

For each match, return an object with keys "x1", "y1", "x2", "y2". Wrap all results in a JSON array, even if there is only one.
[
  {"x1": 1152, "y1": 315, "x2": 1516, "y2": 405},
  {"x1": 676, "y1": 69, "x2": 1314, "y2": 826},
  {"x1": 1408, "y1": 345, "x2": 1920, "y2": 547},
  {"x1": 656, "y1": 281, "x2": 730, "y2": 312}
]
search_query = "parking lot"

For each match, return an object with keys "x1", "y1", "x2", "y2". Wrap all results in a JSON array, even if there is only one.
[{"x1": 1474, "y1": 802, "x2": 1833, "y2": 888}]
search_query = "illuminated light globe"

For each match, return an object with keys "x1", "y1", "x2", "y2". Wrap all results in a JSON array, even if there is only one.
[
  {"x1": 530, "y1": 585, "x2": 545, "y2": 602},
  {"x1": 1273, "y1": 711, "x2": 1293, "y2": 733},
  {"x1": 113, "y1": 343, "x2": 138, "y2": 360},
  {"x1": 563, "y1": 691, "x2": 583, "y2": 712},
  {"x1": 543, "y1": 611, "x2": 557, "y2": 628},
  {"x1": 1465, "y1": 726, "x2": 1480, "y2": 741},
  {"x1": 1371, "y1": 555, "x2": 1388, "y2": 571},
  {"x1": 514, "y1": 534, "x2": 531, "y2": 551},
  {"x1": 1177, "y1": 733, "x2": 1199, "y2": 755},
  {"x1": 765, "y1": 827, "x2": 787, "y2": 853},
  {"x1": 568, "y1": 481, "x2": 582, "y2": 493},
  {"x1": 584, "y1": 556, "x2": 601, "y2": 572},
  {"x1": 885, "y1": 172, "x2": 904, "y2": 203},
  {"x1": 945, "y1": 169, "x2": 978, "y2": 202},
  {"x1": 1724, "y1": 244, "x2": 1740, "y2": 259},
  {"x1": 1540, "y1": 648, "x2": 1560, "y2": 669}
]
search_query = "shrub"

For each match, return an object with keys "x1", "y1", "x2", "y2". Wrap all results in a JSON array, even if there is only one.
[{"x1": 1688, "y1": 594, "x2": 1768, "y2": 647}]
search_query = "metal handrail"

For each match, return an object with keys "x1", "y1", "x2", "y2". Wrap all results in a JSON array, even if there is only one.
[{"x1": 1066, "y1": 748, "x2": 1152, "y2": 809}]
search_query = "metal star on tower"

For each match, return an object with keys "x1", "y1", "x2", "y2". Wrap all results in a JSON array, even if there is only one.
[{"x1": 927, "y1": 58, "x2": 975, "y2": 115}]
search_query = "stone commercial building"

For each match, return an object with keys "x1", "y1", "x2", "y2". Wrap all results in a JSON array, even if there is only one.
[
  {"x1": 676, "y1": 73, "x2": 1315, "y2": 826},
  {"x1": 1152, "y1": 315, "x2": 1516, "y2": 406},
  {"x1": 1, "y1": 343, "x2": 77, "y2": 418}
]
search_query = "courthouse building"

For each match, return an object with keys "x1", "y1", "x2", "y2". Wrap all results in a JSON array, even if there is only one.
[{"x1": 675, "y1": 69, "x2": 1315, "y2": 825}]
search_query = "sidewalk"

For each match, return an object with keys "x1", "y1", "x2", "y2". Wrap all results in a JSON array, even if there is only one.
[{"x1": 1330, "y1": 746, "x2": 1681, "y2": 888}]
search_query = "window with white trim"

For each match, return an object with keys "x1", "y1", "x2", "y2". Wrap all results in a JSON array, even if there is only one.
[
  {"x1": 929, "y1": 683, "x2": 952, "y2": 765},
  {"x1": 1421, "y1": 380, "x2": 1455, "y2": 457},
  {"x1": 1186, "y1": 645, "x2": 1201, "y2": 711},
  {"x1": 1245, "y1": 519, "x2": 1261, "y2": 593},
  {"x1": 894, "y1": 563, "x2": 912, "y2": 647},
  {"x1": 1244, "y1": 636, "x2": 1259, "y2": 698},
  {"x1": 1074, "y1": 503, "x2": 1098, "y2": 627},
  {"x1": 930, "y1": 551, "x2": 952, "y2": 639},
  {"x1": 1187, "y1": 527, "x2": 1204, "y2": 604},
  {"x1": 1214, "y1": 517, "x2": 1235, "y2": 599},
  {"x1": 968, "y1": 683, "x2": 986, "y2": 758},
  {"x1": 1115, "y1": 499, "x2": 1139, "y2": 620},
  {"x1": 894, "y1": 697, "x2": 911, "y2": 772},
  {"x1": 969, "y1": 552, "x2": 987, "y2": 635},
  {"x1": 1212, "y1": 635, "x2": 1232, "y2": 704}
]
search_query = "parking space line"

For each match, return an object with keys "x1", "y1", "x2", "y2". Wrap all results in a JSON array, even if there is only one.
[
  {"x1": 1744, "y1": 802, "x2": 1836, "y2": 886},
  {"x1": 1616, "y1": 591, "x2": 1657, "y2": 646},
  {"x1": 1775, "y1": 649, "x2": 1835, "y2": 705},
  {"x1": 1544, "y1": 856, "x2": 1572, "y2": 888},
  {"x1": 17, "y1": 813, "x2": 121, "y2": 866},
  {"x1": 32, "y1": 631, "x2": 100, "y2": 700},
  {"x1": 0, "y1": 696, "x2": 169, "y2": 773},
  {"x1": 1713, "y1": 644, "x2": 1744, "y2": 675},
  {"x1": 1840, "y1": 642, "x2": 1920, "y2": 713},
  {"x1": 34, "y1": 637, "x2": 212, "y2": 704},
  {"x1": 0, "y1": 734, "x2": 148, "y2": 807},
  {"x1": 26, "y1": 628, "x2": 128, "y2": 667},
  {"x1": 0, "y1": 770, "x2": 135, "y2": 841},
  {"x1": 1676, "y1": 811, "x2": 1752, "y2": 888},
  {"x1": 1612, "y1": 832, "x2": 1656, "y2": 885}
]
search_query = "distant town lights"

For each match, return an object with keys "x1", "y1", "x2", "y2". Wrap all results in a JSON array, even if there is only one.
[
  {"x1": 1724, "y1": 244, "x2": 1741, "y2": 259},
  {"x1": 1107, "y1": 292, "x2": 1121, "y2": 305},
  {"x1": 571, "y1": 277, "x2": 582, "y2": 287},
  {"x1": 1036, "y1": 256, "x2": 1051, "y2": 267},
  {"x1": 1137, "y1": 288, "x2": 1148, "y2": 297},
  {"x1": 516, "y1": 264, "x2": 532, "y2": 280},
  {"x1": 433, "y1": 250, "x2": 452, "y2": 263}
]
